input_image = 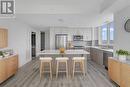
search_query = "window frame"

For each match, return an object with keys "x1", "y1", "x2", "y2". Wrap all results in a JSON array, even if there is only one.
[{"x1": 98, "y1": 22, "x2": 114, "y2": 46}]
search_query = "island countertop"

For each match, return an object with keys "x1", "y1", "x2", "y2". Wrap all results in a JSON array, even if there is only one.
[{"x1": 38, "y1": 49, "x2": 90, "y2": 55}]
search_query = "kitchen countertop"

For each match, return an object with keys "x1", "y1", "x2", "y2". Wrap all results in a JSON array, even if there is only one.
[
  {"x1": 38, "y1": 49, "x2": 90, "y2": 55},
  {"x1": 0, "y1": 54, "x2": 17, "y2": 60},
  {"x1": 109, "y1": 57, "x2": 130, "y2": 65},
  {"x1": 85, "y1": 46, "x2": 113, "y2": 52}
]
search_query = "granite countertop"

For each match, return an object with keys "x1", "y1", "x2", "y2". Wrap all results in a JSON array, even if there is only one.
[
  {"x1": 109, "y1": 57, "x2": 130, "y2": 65},
  {"x1": 0, "y1": 54, "x2": 17, "y2": 60}
]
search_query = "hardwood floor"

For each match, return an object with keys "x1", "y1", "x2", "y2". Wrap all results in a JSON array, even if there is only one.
[{"x1": 0, "y1": 59, "x2": 119, "y2": 87}]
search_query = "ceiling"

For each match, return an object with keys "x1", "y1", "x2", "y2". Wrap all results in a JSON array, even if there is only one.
[
  {"x1": 15, "y1": 0, "x2": 130, "y2": 28},
  {"x1": 16, "y1": 14, "x2": 99, "y2": 28},
  {"x1": 16, "y1": 0, "x2": 103, "y2": 14}
]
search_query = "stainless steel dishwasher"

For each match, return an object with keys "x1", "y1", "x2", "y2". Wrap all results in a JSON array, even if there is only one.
[{"x1": 103, "y1": 51, "x2": 113, "y2": 70}]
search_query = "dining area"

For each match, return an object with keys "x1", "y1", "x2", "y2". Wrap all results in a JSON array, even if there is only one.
[{"x1": 38, "y1": 49, "x2": 90, "y2": 79}]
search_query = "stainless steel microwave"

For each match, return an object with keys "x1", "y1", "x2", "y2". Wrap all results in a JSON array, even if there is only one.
[{"x1": 73, "y1": 35, "x2": 83, "y2": 41}]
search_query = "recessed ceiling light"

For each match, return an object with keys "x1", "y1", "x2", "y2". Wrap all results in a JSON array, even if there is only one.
[{"x1": 58, "y1": 19, "x2": 64, "y2": 22}]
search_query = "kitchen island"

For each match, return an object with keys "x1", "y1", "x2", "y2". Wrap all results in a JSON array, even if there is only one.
[{"x1": 38, "y1": 50, "x2": 90, "y2": 75}]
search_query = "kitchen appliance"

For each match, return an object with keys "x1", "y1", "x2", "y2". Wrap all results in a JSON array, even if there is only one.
[
  {"x1": 73, "y1": 46, "x2": 84, "y2": 49},
  {"x1": 103, "y1": 51, "x2": 113, "y2": 70},
  {"x1": 73, "y1": 35, "x2": 83, "y2": 41},
  {"x1": 55, "y1": 34, "x2": 68, "y2": 49},
  {"x1": 71, "y1": 41, "x2": 86, "y2": 49}
]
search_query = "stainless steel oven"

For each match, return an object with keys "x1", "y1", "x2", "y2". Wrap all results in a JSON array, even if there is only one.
[{"x1": 73, "y1": 35, "x2": 83, "y2": 41}]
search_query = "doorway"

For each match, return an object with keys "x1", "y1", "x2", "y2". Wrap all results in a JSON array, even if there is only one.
[
  {"x1": 41, "y1": 32, "x2": 45, "y2": 51},
  {"x1": 31, "y1": 32, "x2": 36, "y2": 60}
]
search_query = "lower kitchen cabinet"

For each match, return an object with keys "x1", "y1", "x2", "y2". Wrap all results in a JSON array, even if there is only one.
[
  {"x1": 90, "y1": 48, "x2": 103, "y2": 65},
  {"x1": 0, "y1": 60, "x2": 7, "y2": 83},
  {"x1": 0, "y1": 55, "x2": 18, "y2": 84},
  {"x1": 108, "y1": 58, "x2": 120, "y2": 85},
  {"x1": 108, "y1": 58, "x2": 130, "y2": 87},
  {"x1": 121, "y1": 63, "x2": 130, "y2": 87},
  {"x1": 91, "y1": 47, "x2": 113, "y2": 68},
  {"x1": 6, "y1": 56, "x2": 18, "y2": 78}
]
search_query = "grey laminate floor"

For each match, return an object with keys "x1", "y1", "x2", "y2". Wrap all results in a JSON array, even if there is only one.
[{"x1": 0, "y1": 59, "x2": 119, "y2": 87}]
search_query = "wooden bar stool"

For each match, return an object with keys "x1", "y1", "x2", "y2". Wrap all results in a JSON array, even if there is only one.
[
  {"x1": 39, "y1": 57, "x2": 52, "y2": 79},
  {"x1": 56, "y1": 57, "x2": 69, "y2": 79},
  {"x1": 72, "y1": 57, "x2": 85, "y2": 77}
]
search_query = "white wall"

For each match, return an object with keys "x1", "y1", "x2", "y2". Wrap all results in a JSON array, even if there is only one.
[
  {"x1": 49, "y1": 27, "x2": 93, "y2": 49},
  {"x1": 88, "y1": 13, "x2": 114, "y2": 27},
  {"x1": 0, "y1": 19, "x2": 35, "y2": 67},
  {"x1": 114, "y1": 5, "x2": 130, "y2": 55},
  {"x1": 45, "y1": 30, "x2": 50, "y2": 50}
]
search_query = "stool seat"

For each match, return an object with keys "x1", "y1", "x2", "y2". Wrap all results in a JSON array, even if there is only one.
[
  {"x1": 72, "y1": 57, "x2": 85, "y2": 60},
  {"x1": 56, "y1": 57, "x2": 69, "y2": 61},
  {"x1": 40, "y1": 57, "x2": 52, "y2": 61}
]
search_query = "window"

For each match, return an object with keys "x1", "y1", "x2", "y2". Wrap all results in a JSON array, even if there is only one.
[
  {"x1": 101, "y1": 24, "x2": 107, "y2": 44},
  {"x1": 99, "y1": 22, "x2": 114, "y2": 45},
  {"x1": 109, "y1": 22, "x2": 114, "y2": 44}
]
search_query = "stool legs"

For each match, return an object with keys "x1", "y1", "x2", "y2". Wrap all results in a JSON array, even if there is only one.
[
  {"x1": 82, "y1": 61, "x2": 85, "y2": 77},
  {"x1": 56, "y1": 61, "x2": 68, "y2": 79},
  {"x1": 40, "y1": 61, "x2": 52, "y2": 79},
  {"x1": 56, "y1": 61, "x2": 59, "y2": 79},
  {"x1": 72, "y1": 61, "x2": 75, "y2": 78},
  {"x1": 66, "y1": 61, "x2": 68, "y2": 78},
  {"x1": 72, "y1": 60, "x2": 86, "y2": 78},
  {"x1": 40, "y1": 62, "x2": 43, "y2": 78},
  {"x1": 50, "y1": 62, "x2": 52, "y2": 79}
]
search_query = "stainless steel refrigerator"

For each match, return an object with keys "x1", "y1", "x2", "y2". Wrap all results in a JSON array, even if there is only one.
[{"x1": 55, "y1": 34, "x2": 68, "y2": 49}]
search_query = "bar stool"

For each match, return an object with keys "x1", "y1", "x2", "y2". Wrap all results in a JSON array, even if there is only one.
[
  {"x1": 56, "y1": 57, "x2": 69, "y2": 79},
  {"x1": 39, "y1": 57, "x2": 52, "y2": 79},
  {"x1": 72, "y1": 57, "x2": 86, "y2": 77}
]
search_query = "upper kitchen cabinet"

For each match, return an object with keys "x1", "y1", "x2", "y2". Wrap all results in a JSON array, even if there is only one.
[{"x1": 0, "y1": 28, "x2": 8, "y2": 48}]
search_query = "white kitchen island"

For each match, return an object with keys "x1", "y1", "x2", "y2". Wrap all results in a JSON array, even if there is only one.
[
  {"x1": 38, "y1": 49, "x2": 90, "y2": 55},
  {"x1": 38, "y1": 50, "x2": 90, "y2": 76}
]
